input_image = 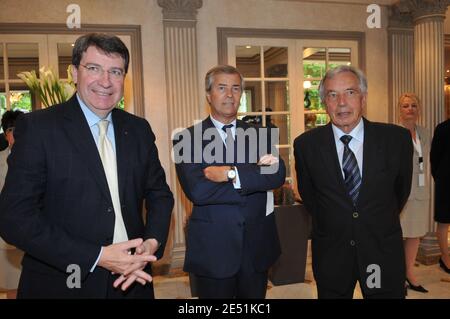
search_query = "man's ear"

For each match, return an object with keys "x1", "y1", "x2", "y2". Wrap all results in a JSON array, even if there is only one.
[{"x1": 206, "y1": 93, "x2": 211, "y2": 105}]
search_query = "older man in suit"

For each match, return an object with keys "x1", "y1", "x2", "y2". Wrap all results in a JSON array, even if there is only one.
[
  {"x1": 174, "y1": 65, "x2": 285, "y2": 298},
  {"x1": 0, "y1": 33, "x2": 173, "y2": 298},
  {"x1": 294, "y1": 65, "x2": 413, "y2": 299}
]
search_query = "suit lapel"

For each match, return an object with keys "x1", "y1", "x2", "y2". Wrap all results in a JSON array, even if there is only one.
[
  {"x1": 62, "y1": 95, "x2": 112, "y2": 203},
  {"x1": 320, "y1": 124, "x2": 347, "y2": 189},
  {"x1": 112, "y1": 109, "x2": 130, "y2": 202},
  {"x1": 358, "y1": 118, "x2": 379, "y2": 205}
]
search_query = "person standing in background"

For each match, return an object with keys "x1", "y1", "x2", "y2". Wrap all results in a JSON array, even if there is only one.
[
  {"x1": 398, "y1": 93, "x2": 430, "y2": 293},
  {"x1": 430, "y1": 118, "x2": 450, "y2": 275}
]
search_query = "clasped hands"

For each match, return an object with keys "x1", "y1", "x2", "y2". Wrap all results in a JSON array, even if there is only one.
[
  {"x1": 203, "y1": 154, "x2": 279, "y2": 182},
  {"x1": 98, "y1": 238, "x2": 159, "y2": 291}
]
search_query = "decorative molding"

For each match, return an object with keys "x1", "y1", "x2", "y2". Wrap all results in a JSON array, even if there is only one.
[
  {"x1": 388, "y1": 3, "x2": 414, "y2": 28},
  {"x1": 217, "y1": 28, "x2": 366, "y2": 73},
  {"x1": 157, "y1": 0, "x2": 203, "y2": 21},
  {"x1": 0, "y1": 23, "x2": 145, "y2": 117},
  {"x1": 395, "y1": 0, "x2": 450, "y2": 23}
]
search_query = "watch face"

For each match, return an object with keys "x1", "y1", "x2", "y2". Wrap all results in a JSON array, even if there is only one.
[{"x1": 228, "y1": 169, "x2": 236, "y2": 179}]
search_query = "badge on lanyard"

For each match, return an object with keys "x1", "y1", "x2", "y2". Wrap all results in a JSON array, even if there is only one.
[{"x1": 418, "y1": 156, "x2": 425, "y2": 187}]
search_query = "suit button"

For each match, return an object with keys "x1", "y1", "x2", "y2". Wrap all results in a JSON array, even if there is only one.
[
  {"x1": 121, "y1": 205, "x2": 126, "y2": 210},
  {"x1": 353, "y1": 212, "x2": 359, "y2": 218},
  {"x1": 350, "y1": 240, "x2": 356, "y2": 246},
  {"x1": 107, "y1": 207, "x2": 113, "y2": 213}
]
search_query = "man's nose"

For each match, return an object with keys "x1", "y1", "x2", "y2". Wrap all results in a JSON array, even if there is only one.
[
  {"x1": 337, "y1": 93, "x2": 347, "y2": 105},
  {"x1": 97, "y1": 71, "x2": 112, "y2": 86}
]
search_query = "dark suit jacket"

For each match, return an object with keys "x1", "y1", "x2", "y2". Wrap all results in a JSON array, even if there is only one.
[
  {"x1": 430, "y1": 119, "x2": 450, "y2": 221},
  {"x1": 294, "y1": 118, "x2": 413, "y2": 296},
  {"x1": 0, "y1": 95, "x2": 174, "y2": 298},
  {"x1": 174, "y1": 118, "x2": 285, "y2": 278}
]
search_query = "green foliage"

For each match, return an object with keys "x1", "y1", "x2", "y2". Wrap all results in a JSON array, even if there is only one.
[
  {"x1": 303, "y1": 62, "x2": 325, "y2": 79},
  {"x1": 11, "y1": 92, "x2": 32, "y2": 112}
]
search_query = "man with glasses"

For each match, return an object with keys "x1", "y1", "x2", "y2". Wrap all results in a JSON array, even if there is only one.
[
  {"x1": 294, "y1": 65, "x2": 413, "y2": 298},
  {"x1": 0, "y1": 33, "x2": 174, "y2": 299}
]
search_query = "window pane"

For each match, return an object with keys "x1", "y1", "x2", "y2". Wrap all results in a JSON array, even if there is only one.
[
  {"x1": 236, "y1": 45, "x2": 261, "y2": 78},
  {"x1": 264, "y1": 46, "x2": 288, "y2": 78},
  {"x1": 0, "y1": 44, "x2": 4, "y2": 80},
  {"x1": 0, "y1": 92, "x2": 6, "y2": 119},
  {"x1": 279, "y1": 147, "x2": 291, "y2": 177},
  {"x1": 10, "y1": 90, "x2": 31, "y2": 113},
  {"x1": 269, "y1": 114, "x2": 289, "y2": 145},
  {"x1": 328, "y1": 47, "x2": 351, "y2": 69},
  {"x1": 7, "y1": 43, "x2": 39, "y2": 80},
  {"x1": 265, "y1": 81, "x2": 289, "y2": 112},
  {"x1": 303, "y1": 48, "x2": 325, "y2": 79},
  {"x1": 240, "y1": 81, "x2": 261, "y2": 113},
  {"x1": 304, "y1": 80, "x2": 322, "y2": 110},
  {"x1": 57, "y1": 43, "x2": 73, "y2": 79},
  {"x1": 305, "y1": 112, "x2": 329, "y2": 131}
]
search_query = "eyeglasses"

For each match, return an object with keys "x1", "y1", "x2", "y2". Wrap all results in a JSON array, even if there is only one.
[
  {"x1": 79, "y1": 64, "x2": 125, "y2": 80},
  {"x1": 326, "y1": 89, "x2": 361, "y2": 102}
]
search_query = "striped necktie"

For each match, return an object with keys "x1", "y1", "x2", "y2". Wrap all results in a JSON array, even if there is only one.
[{"x1": 340, "y1": 135, "x2": 361, "y2": 205}]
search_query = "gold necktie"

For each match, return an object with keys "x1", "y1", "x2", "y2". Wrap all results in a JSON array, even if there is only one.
[{"x1": 97, "y1": 119, "x2": 128, "y2": 243}]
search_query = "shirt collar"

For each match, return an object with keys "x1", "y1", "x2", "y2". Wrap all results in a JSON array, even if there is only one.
[
  {"x1": 209, "y1": 115, "x2": 237, "y2": 131},
  {"x1": 332, "y1": 117, "x2": 364, "y2": 143},
  {"x1": 77, "y1": 94, "x2": 113, "y2": 128}
]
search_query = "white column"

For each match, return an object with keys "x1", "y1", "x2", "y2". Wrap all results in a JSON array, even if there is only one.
[
  {"x1": 388, "y1": 27, "x2": 414, "y2": 123},
  {"x1": 158, "y1": 0, "x2": 203, "y2": 269}
]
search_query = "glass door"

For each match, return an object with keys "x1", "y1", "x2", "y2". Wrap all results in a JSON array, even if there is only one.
[
  {"x1": 0, "y1": 34, "x2": 48, "y2": 119},
  {"x1": 298, "y1": 40, "x2": 358, "y2": 132},
  {"x1": 228, "y1": 38, "x2": 299, "y2": 182}
]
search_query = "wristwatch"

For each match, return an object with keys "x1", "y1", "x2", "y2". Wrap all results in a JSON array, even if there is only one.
[{"x1": 227, "y1": 166, "x2": 236, "y2": 181}]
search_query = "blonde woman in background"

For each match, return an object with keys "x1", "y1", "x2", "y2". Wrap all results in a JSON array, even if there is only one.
[{"x1": 398, "y1": 93, "x2": 430, "y2": 294}]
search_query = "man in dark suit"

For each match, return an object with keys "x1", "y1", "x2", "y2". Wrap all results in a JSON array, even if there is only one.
[
  {"x1": 0, "y1": 33, "x2": 174, "y2": 298},
  {"x1": 174, "y1": 65, "x2": 285, "y2": 298},
  {"x1": 430, "y1": 119, "x2": 450, "y2": 274},
  {"x1": 294, "y1": 65, "x2": 413, "y2": 299}
]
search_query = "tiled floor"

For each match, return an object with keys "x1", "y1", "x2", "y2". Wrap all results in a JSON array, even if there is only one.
[
  {"x1": 153, "y1": 262, "x2": 450, "y2": 299},
  {"x1": 1, "y1": 262, "x2": 448, "y2": 299}
]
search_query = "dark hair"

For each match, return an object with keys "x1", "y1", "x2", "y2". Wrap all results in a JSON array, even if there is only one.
[
  {"x1": 1, "y1": 110, "x2": 24, "y2": 133},
  {"x1": 72, "y1": 33, "x2": 130, "y2": 73},
  {"x1": 205, "y1": 65, "x2": 244, "y2": 93}
]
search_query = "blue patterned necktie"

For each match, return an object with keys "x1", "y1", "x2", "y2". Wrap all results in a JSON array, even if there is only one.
[{"x1": 340, "y1": 135, "x2": 361, "y2": 205}]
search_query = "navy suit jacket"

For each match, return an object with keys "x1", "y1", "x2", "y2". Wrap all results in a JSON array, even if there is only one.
[
  {"x1": 0, "y1": 95, "x2": 174, "y2": 298},
  {"x1": 294, "y1": 118, "x2": 413, "y2": 296},
  {"x1": 174, "y1": 118, "x2": 285, "y2": 278}
]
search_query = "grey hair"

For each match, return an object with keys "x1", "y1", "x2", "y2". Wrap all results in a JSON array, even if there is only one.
[
  {"x1": 205, "y1": 65, "x2": 244, "y2": 93},
  {"x1": 318, "y1": 65, "x2": 367, "y2": 102}
]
